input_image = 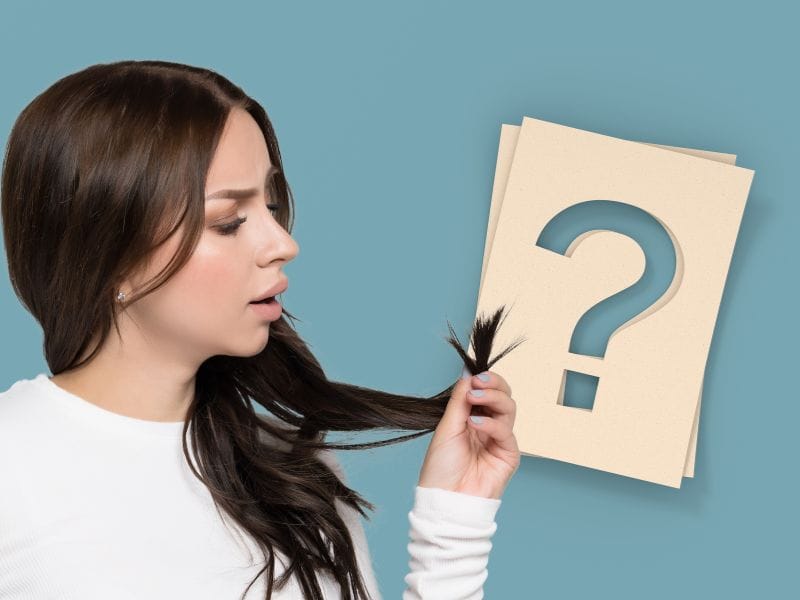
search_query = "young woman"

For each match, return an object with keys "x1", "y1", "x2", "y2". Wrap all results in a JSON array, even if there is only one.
[{"x1": 0, "y1": 60, "x2": 524, "y2": 600}]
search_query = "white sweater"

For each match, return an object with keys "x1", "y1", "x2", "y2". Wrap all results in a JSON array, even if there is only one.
[{"x1": 0, "y1": 373, "x2": 501, "y2": 599}]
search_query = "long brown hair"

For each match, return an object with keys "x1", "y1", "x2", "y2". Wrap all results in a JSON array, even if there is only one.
[{"x1": 0, "y1": 60, "x2": 524, "y2": 600}]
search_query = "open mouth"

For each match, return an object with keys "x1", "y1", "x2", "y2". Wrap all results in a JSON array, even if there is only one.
[{"x1": 250, "y1": 296, "x2": 276, "y2": 304}]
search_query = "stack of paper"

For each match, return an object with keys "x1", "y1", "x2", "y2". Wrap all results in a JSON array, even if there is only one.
[{"x1": 470, "y1": 117, "x2": 754, "y2": 488}]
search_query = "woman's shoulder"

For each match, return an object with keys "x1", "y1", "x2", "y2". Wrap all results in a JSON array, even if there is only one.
[
  {"x1": 0, "y1": 374, "x2": 47, "y2": 443},
  {"x1": 0, "y1": 375, "x2": 60, "y2": 520},
  {"x1": 0, "y1": 373, "x2": 41, "y2": 406}
]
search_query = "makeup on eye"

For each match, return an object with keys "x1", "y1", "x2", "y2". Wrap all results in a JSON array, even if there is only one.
[{"x1": 214, "y1": 203, "x2": 281, "y2": 236}]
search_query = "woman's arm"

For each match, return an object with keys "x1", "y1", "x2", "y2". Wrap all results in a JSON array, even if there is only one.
[
  {"x1": 403, "y1": 485, "x2": 502, "y2": 600},
  {"x1": 317, "y1": 448, "x2": 501, "y2": 600}
]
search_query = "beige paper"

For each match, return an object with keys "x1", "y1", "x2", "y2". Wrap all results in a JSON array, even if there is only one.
[
  {"x1": 473, "y1": 116, "x2": 753, "y2": 487},
  {"x1": 478, "y1": 124, "x2": 738, "y2": 479}
]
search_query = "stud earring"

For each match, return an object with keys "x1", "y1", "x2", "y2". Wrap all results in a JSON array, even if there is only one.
[{"x1": 116, "y1": 290, "x2": 126, "y2": 302}]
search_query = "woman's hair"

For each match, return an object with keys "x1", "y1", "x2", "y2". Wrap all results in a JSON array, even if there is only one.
[{"x1": 1, "y1": 60, "x2": 524, "y2": 600}]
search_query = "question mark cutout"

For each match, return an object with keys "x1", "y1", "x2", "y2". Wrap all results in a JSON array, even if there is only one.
[{"x1": 535, "y1": 200, "x2": 682, "y2": 411}]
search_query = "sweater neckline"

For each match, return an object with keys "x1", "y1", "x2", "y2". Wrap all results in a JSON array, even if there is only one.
[{"x1": 31, "y1": 372, "x2": 187, "y2": 439}]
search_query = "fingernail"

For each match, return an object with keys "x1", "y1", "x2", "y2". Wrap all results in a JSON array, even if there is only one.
[
  {"x1": 470, "y1": 415, "x2": 483, "y2": 424},
  {"x1": 461, "y1": 366, "x2": 471, "y2": 380},
  {"x1": 469, "y1": 389, "x2": 485, "y2": 397},
  {"x1": 477, "y1": 372, "x2": 490, "y2": 382}
]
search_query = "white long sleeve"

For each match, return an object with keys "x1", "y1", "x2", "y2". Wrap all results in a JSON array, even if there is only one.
[
  {"x1": 0, "y1": 373, "x2": 501, "y2": 599},
  {"x1": 403, "y1": 485, "x2": 501, "y2": 599},
  {"x1": 317, "y1": 456, "x2": 502, "y2": 600}
]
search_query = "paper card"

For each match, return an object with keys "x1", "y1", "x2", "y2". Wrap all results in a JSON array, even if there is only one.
[
  {"x1": 477, "y1": 124, "x2": 738, "y2": 479},
  {"x1": 472, "y1": 116, "x2": 753, "y2": 487}
]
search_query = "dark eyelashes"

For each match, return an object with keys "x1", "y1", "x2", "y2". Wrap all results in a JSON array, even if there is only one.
[
  {"x1": 216, "y1": 203, "x2": 280, "y2": 236},
  {"x1": 215, "y1": 217, "x2": 247, "y2": 236}
]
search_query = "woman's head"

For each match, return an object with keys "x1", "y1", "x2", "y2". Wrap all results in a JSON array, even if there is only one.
[
  {"x1": 2, "y1": 60, "x2": 298, "y2": 374},
  {"x1": 119, "y1": 106, "x2": 299, "y2": 368}
]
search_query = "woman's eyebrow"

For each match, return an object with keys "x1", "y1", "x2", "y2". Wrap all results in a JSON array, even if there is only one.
[{"x1": 205, "y1": 164, "x2": 279, "y2": 202}]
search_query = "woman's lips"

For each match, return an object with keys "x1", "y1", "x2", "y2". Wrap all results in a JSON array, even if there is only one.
[{"x1": 249, "y1": 296, "x2": 282, "y2": 320}]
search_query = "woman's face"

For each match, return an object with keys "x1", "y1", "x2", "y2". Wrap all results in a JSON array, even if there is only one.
[{"x1": 121, "y1": 107, "x2": 300, "y2": 363}]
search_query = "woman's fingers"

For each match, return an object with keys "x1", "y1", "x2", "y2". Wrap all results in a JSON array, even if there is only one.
[
  {"x1": 467, "y1": 370, "x2": 512, "y2": 397},
  {"x1": 466, "y1": 387, "x2": 516, "y2": 426},
  {"x1": 467, "y1": 411, "x2": 520, "y2": 460}
]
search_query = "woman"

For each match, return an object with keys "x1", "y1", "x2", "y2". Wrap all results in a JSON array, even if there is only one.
[{"x1": 0, "y1": 60, "x2": 524, "y2": 599}]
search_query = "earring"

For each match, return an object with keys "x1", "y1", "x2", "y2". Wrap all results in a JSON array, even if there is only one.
[{"x1": 116, "y1": 290, "x2": 126, "y2": 302}]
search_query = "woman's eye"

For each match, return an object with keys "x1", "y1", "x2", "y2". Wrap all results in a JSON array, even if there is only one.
[
  {"x1": 216, "y1": 216, "x2": 246, "y2": 235},
  {"x1": 215, "y1": 204, "x2": 280, "y2": 236}
]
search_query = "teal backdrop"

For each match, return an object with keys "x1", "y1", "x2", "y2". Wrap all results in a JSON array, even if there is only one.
[{"x1": 1, "y1": 1, "x2": 796, "y2": 597}]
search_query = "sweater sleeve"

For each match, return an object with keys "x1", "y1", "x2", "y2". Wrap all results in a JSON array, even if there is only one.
[{"x1": 403, "y1": 486, "x2": 502, "y2": 600}]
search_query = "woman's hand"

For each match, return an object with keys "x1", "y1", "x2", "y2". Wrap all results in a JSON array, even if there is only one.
[{"x1": 417, "y1": 367, "x2": 520, "y2": 500}]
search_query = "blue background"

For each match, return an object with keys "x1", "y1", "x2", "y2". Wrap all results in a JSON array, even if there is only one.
[{"x1": 1, "y1": 1, "x2": 797, "y2": 597}]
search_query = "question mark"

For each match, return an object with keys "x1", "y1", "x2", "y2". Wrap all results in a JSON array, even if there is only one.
[{"x1": 535, "y1": 200, "x2": 681, "y2": 410}]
